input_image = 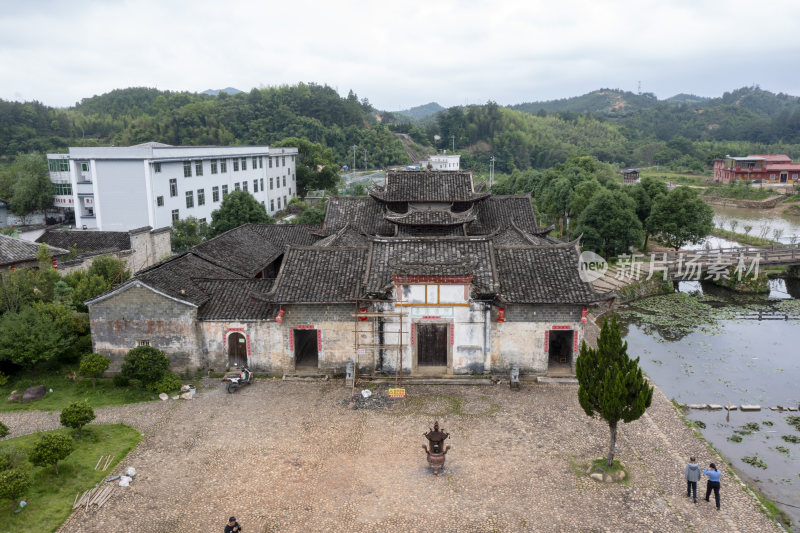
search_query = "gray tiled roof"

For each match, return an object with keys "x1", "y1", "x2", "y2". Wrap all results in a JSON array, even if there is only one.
[
  {"x1": 313, "y1": 224, "x2": 370, "y2": 248},
  {"x1": 195, "y1": 279, "x2": 278, "y2": 320},
  {"x1": 267, "y1": 246, "x2": 369, "y2": 302},
  {"x1": 369, "y1": 171, "x2": 490, "y2": 203},
  {"x1": 384, "y1": 207, "x2": 475, "y2": 226},
  {"x1": 36, "y1": 230, "x2": 131, "y2": 254},
  {"x1": 191, "y1": 224, "x2": 319, "y2": 277},
  {"x1": 134, "y1": 253, "x2": 244, "y2": 305},
  {"x1": 494, "y1": 243, "x2": 608, "y2": 304},
  {"x1": 1, "y1": 234, "x2": 69, "y2": 266},
  {"x1": 323, "y1": 197, "x2": 395, "y2": 235},
  {"x1": 490, "y1": 222, "x2": 557, "y2": 246},
  {"x1": 468, "y1": 196, "x2": 540, "y2": 234},
  {"x1": 364, "y1": 237, "x2": 497, "y2": 296}
]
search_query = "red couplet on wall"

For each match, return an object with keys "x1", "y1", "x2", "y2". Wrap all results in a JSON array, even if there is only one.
[
  {"x1": 573, "y1": 330, "x2": 579, "y2": 353},
  {"x1": 317, "y1": 330, "x2": 322, "y2": 351},
  {"x1": 543, "y1": 330, "x2": 549, "y2": 354},
  {"x1": 450, "y1": 323, "x2": 454, "y2": 345},
  {"x1": 410, "y1": 323, "x2": 415, "y2": 346},
  {"x1": 581, "y1": 308, "x2": 588, "y2": 323},
  {"x1": 497, "y1": 308, "x2": 505, "y2": 322}
]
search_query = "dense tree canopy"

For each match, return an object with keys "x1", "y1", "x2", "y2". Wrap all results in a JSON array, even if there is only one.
[
  {"x1": 573, "y1": 190, "x2": 644, "y2": 257},
  {"x1": 273, "y1": 137, "x2": 340, "y2": 195},
  {"x1": 6, "y1": 153, "x2": 52, "y2": 221},
  {"x1": 208, "y1": 190, "x2": 275, "y2": 237},
  {"x1": 647, "y1": 186, "x2": 715, "y2": 250}
]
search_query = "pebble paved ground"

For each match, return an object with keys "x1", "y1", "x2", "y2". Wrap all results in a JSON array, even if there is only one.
[{"x1": 9, "y1": 379, "x2": 779, "y2": 533}]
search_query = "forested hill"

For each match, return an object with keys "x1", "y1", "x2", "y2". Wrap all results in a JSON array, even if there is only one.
[
  {"x1": 0, "y1": 84, "x2": 410, "y2": 166},
  {"x1": 392, "y1": 102, "x2": 445, "y2": 120}
]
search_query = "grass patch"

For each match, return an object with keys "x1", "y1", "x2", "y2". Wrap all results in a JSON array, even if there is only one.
[
  {"x1": 742, "y1": 455, "x2": 768, "y2": 469},
  {"x1": 0, "y1": 366, "x2": 155, "y2": 413},
  {"x1": 709, "y1": 228, "x2": 778, "y2": 246},
  {"x1": 0, "y1": 424, "x2": 141, "y2": 532},
  {"x1": 590, "y1": 458, "x2": 625, "y2": 474},
  {"x1": 780, "y1": 193, "x2": 800, "y2": 203},
  {"x1": 750, "y1": 486, "x2": 793, "y2": 530},
  {"x1": 703, "y1": 184, "x2": 779, "y2": 201}
]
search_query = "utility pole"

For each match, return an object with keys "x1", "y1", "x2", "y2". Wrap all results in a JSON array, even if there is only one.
[
  {"x1": 451, "y1": 135, "x2": 455, "y2": 152},
  {"x1": 363, "y1": 148, "x2": 367, "y2": 170},
  {"x1": 352, "y1": 145, "x2": 357, "y2": 172},
  {"x1": 489, "y1": 156, "x2": 495, "y2": 188}
]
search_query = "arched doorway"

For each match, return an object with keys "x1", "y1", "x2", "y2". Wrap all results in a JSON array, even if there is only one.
[{"x1": 228, "y1": 332, "x2": 248, "y2": 368}]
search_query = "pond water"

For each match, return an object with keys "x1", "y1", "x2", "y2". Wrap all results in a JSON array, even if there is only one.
[
  {"x1": 712, "y1": 205, "x2": 800, "y2": 244},
  {"x1": 619, "y1": 287, "x2": 800, "y2": 530}
]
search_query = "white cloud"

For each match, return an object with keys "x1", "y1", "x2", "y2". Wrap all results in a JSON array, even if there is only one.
[{"x1": 1, "y1": 0, "x2": 799, "y2": 109}]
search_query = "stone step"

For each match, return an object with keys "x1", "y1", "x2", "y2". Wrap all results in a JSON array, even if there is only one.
[{"x1": 537, "y1": 376, "x2": 578, "y2": 385}]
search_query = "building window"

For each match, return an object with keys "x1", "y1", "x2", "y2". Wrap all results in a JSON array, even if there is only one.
[
  {"x1": 292, "y1": 155, "x2": 295, "y2": 162},
  {"x1": 154, "y1": 162, "x2": 161, "y2": 173},
  {"x1": 277, "y1": 197, "x2": 281, "y2": 209},
  {"x1": 212, "y1": 186, "x2": 219, "y2": 202},
  {"x1": 197, "y1": 188, "x2": 205, "y2": 206},
  {"x1": 260, "y1": 178, "x2": 264, "y2": 190},
  {"x1": 138, "y1": 340, "x2": 150, "y2": 347},
  {"x1": 220, "y1": 159, "x2": 227, "y2": 172},
  {"x1": 234, "y1": 182, "x2": 240, "y2": 191},
  {"x1": 270, "y1": 199, "x2": 275, "y2": 211},
  {"x1": 242, "y1": 181, "x2": 248, "y2": 192},
  {"x1": 284, "y1": 195, "x2": 287, "y2": 207},
  {"x1": 48, "y1": 159, "x2": 70, "y2": 172},
  {"x1": 252, "y1": 156, "x2": 257, "y2": 168},
  {"x1": 253, "y1": 179, "x2": 258, "y2": 192},
  {"x1": 157, "y1": 196, "x2": 164, "y2": 207},
  {"x1": 222, "y1": 184, "x2": 228, "y2": 197},
  {"x1": 81, "y1": 162, "x2": 89, "y2": 172},
  {"x1": 186, "y1": 191, "x2": 194, "y2": 208},
  {"x1": 183, "y1": 161, "x2": 192, "y2": 177},
  {"x1": 233, "y1": 159, "x2": 239, "y2": 171},
  {"x1": 195, "y1": 160, "x2": 203, "y2": 176},
  {"x1": 269, "y1": 157, "x2": 273, "y2": 168},
  {"x1": 52, "y1": 182, "x2": 73, "y2": 195},
  {"x1": 270, "y1": 177, "x2": 274, "y2": 190},
  {"x1": 259, "y1": 156, "x2": 263, "y2": 168},
  {"x1": 283, "y1": 176, "x2": 286, "y2": 187},
  {"x1": 289, "y1": 188, "x2": 291, "y2": 196},
  {"x1": 199, "y1": 218, "x2": 206, "y2": 223},
  {"x1": 241, "y1": 158, "x2": 247, "y2": 171},
  {"x1": 210, "y1": 160, "x2": 218, "y2": 174},
  {"x1": 169, "y1": 178, "x2": 178, "y2": 197},
  {"x1": 282, "y1": 156, "x2": 285, "y2": 166},
  {"x1": 172, "y1": 209, "x2": 179, "y2": 222}
]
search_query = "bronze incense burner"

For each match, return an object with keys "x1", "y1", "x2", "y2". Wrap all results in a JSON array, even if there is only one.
[{"x1": 422, "y1": 421, "x2": 451, "y2": 475}]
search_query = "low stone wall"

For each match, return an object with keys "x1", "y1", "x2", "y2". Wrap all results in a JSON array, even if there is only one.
[{"x1": 700, "y1": 194, "x2": 787, "y2": 209}]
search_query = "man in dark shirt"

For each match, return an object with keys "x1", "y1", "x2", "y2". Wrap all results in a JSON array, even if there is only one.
[{"x1": 224, "y1": 516, "x2": 241, "y2": 533}]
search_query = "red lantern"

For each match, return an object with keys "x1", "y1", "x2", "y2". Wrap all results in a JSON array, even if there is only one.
[
  {"x1": 581, "y1": 307, "x2": 587, "y2": 323},
  {"x1": 497, "y1": 308, "x2": 505, "y2": 322},
  {"x1": 52, "y1": 258, "x2": 58, "y2": 269},
  {"x1": 359, "y1": 307, "x2": 368, "y2": 321},
  {"x1": 275, "y1": 308, "x2": 285, "y2": 323}
]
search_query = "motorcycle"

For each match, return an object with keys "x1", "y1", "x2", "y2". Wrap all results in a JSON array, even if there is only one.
[{"x1": 222, "y1": 364, "x2": 253, "y2": 393}]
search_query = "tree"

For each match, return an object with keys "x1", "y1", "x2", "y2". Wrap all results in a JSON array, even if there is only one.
[
  {"x1": 171, "y1": 216, "x2": 210, "y2": 252},
  {"x1": 79, "y1": 352, "x2": 110, "y2": 387},
  {"x1": 647, "y1": 186, "x2": 714, "y2": 250},
  {"x1": 576, "y1": 314, "x2": 653, "y2": 467},
  {"x1": 29, "y1": 433, "x2": 74, "y2": 475},
  {"x1": 60, "y1": 401, "x2": 96, "y2": 436},
  {"x1": 273, "y1": 137, "x2": 340, "y2": 196},
  {"x1": 573, "y1": 190, "x2": 643, "y2": 257},
  {"x1": 208, "y1": 190, "x2": 274, "y2": 237},
  {"x1": 291, "y1": 198, "x2": 328, "y2": 225},
  {"x1": 8, "y1": 153, "x2": 52, "y2": 223},
  {"x1": 0, "y1": 469, "x2": 30, "y2": 508},
  {"x1": 0, "y1": 420, "x2": 8, "y2": 439},
  {"x1": 0, "y1": 303, "x2": 76, "y2": 377},
  {"x1": 623, "y1": 177, "x2": 668, "y2": 251},
  {"x1": 120, "y1": 345, "x2": 170, "y2": 385}
]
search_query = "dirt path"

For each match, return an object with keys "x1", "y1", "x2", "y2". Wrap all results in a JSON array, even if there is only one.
[{"x1": 52, "y1": 380, "x2": 780, "y2": 533}]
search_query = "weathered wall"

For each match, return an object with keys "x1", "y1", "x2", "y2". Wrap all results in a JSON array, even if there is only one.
[
  {"x1": 129, "y1": 227, "x2": 172, "y2": 272},
  {"x1": 491, "y1": 304, "x2": 584, "y2": 374},
  {"x1": 283, "y1": 304, "x2": 356, "y2": 374},
  {"x1": 59, "y1": 250, "x2": 134, "y2": 275},
  {"x1": 197, "y1": 320, "x2": 284, "y2": 373},
  {"x1": 89, "y1": 284, "x2": 199, "y2": 371}
]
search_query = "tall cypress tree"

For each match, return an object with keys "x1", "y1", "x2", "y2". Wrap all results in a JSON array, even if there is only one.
[{"x1": 576, "y1": 313, "x2": 653, "y2": 467}]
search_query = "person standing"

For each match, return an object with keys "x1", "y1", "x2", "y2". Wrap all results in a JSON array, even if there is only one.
[
  {"x1": 225, "y1": 516, "x2": 242, "y2": 533},
  {"x1": 704, "y1": 463, "x2": 721, "y2": 510},
  {"x1": 685, "y1": 456, "x2": 701, "y2": 502}
]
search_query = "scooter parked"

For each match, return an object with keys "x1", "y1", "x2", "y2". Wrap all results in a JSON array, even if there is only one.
[{"x1": 222, "y1": 365, "x2": 252, "y2": 393}]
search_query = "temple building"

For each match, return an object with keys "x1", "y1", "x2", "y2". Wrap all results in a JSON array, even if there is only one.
[{"x1": 87, "y1": 171, "x2": 612, "y2": 377}]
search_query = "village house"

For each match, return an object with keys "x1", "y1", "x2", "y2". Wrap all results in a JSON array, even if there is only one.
[
  {"x1": 0, "y1": 233, "x2": 69, "y2": 271},
  {"x1": 86, "y1": 171, "x2": 612, "y2": 377},
  {"x1": 713, "y1": 154, "x2": 800, "y2": 184}
]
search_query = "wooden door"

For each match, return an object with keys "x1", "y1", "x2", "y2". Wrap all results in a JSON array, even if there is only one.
[
  {"x1": 417, "y1": 324, "x2": 447, "y2": 366},
  {"x1": 228, "y1": 332, "x2": 247, "y2": 367}
]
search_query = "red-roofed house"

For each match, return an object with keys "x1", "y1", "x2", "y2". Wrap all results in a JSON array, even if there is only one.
[{"x1": 713, "y1": 154, "x2": 800, "y2": 184}]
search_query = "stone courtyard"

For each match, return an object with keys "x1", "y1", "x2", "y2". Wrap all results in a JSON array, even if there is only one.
[{"x1": 44, "y1": 380, "x2": 781, "y2": 533}]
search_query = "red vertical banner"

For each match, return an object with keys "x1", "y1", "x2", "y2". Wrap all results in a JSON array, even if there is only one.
[
  {"x1": 316, "y1": 329, "x2": 322, "y2": 351},
  {"x1": 246, "y1": 333, "x2": 251, "y2": 355},
  {"x1": 573, "y1": 330, "x2": 579, "y2": 353},
  {"x1": 449, "y1": 323, "x2": 454, "y2": 345},
  {"x1": 581, "y1": 308, "x2": 588, "y2": 323},
  {"x1": 544, "y1": 330, "x2": 549, "y2": 354},
  {"x1": 410, "y1": 323, "x2": 415, "y2": 346},
  {"x1": 289, "y1": 330, "x2": 294, "y2": 351}
]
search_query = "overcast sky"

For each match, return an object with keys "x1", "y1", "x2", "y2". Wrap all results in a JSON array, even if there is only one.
[{"x1": 2, "y1": 0, "x2": 800, "y2": 111}]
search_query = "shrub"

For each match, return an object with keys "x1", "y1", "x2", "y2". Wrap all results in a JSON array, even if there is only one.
[
  {"x1": 0, "y1": 371, "x2": 7, "y2": 386},
  {"x1": 0, "y1": 420, "x2": 8, "y2": 438},
  {"x1": 0, "y1": 469, "x2": 30, "y2": 506},
  {"x1": 29, "y1": 433, "x2": 74, "y2": 475},
  {"x1": 112, "y1": 374, "x2": 129, "y2": 387},
  {"x1": 79, "y1": 352, "x2": 110, "y2": 387},
  {"x1": 60, "y1": 401, "x2": 96, "y2": 436},
  {"x1": 146, "y1": 372, "x2": 183, "y2": 393},
  {"x1": 120, "y1": 346, "x2": 170, "y2": 386},
  {"x1": 0, "y1": 454, "x2": 10, "y2": 472}
]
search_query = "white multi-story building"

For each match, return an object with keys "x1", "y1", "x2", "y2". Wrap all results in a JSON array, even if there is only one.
[
  {"x1": 418, "y1": 153, "x2": 460, "y2": 171},
  {"x1": 47, "y1": 143, "x2": 298, "y2": 231}
]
